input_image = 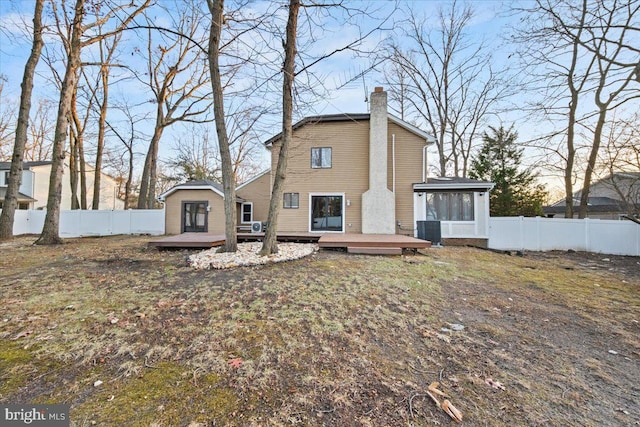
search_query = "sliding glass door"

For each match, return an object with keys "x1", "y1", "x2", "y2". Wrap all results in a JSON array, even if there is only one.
[
  {"x1": 311, "y1": 195, "x2": 343, "y2": 232},
  {"x1": 183, "y1": 201, "x2": 208, "y2": 232}
]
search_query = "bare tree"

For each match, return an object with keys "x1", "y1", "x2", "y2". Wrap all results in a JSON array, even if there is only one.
[
  {"x1": 596, "y1": 115, "x2": 640, "y2": 215},
  {"x1": 89, "y1": 24, "x2": 123, "y2": 209},
  {"x1": 25, "y1": 99, "x2": 55, "y2": 161},
  {"x1": 260, "y1": 0, "x2": 300, "y2": 255},
  {"x1": 576, "y1": 0, "x2": 640, "y2": 218},
  {"x1": 387, "y1": 1, "x2": 511, "y2": 177},
  {"x1": 37, "y1": 0, "x2": 150, "y2": 244},
  {"x1": 104, "y1": 101, "x2": 147, "y2": 209},
  {"x1": 0, "y1": 0, "x2": 44, "y2": 241},
  {"x1": 207, "y1": 0, "x2": 238, "y2": 252},
  {"x1": 0, "y1": 75, "x2": 16, "y2": 160},
  {"x1": 136, "y1": 3, "x2": 212, "y2": 209},
  {"x1": 513, "y1": 0, "x2": 639, "y2": 218}
]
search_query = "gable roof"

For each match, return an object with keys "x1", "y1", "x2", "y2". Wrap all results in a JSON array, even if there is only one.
[
  {"x1": 413, "y1": 177, "x2": 495, "y2": 192},
  {"x1": 264, "y1": 113, "x2": 436, "y2": 146},
  {"x1": 236, "y1": 169, "x2": 270, "y2": 191},
  {"x1": 158, "y1": 179, "x2": 225, "y2": 200}
]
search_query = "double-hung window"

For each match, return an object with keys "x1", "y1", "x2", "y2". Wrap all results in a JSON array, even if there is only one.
[
  {"x1": 241, "y1": 202, "x2": 253, "y2": 223},
  {"x1": 284, "y1": 192, "x2": 299, "y2": 209},
  {"x1": 311, "y1": 147, "x2": 331, "y2": 168}
]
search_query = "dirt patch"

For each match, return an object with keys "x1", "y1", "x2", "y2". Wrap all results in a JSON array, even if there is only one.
[{"x1": 0, "y1": 236, "x2": 638, "y2": 426}]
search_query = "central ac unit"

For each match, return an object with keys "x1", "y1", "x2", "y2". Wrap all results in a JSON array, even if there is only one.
[{"x1": 250, "y1": 221, "x2": 262, "y2": 233}]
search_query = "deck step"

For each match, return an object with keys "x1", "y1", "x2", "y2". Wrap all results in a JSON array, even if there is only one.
[{"x1": 347, "y1": 246, "x2": 403, "y2": 255}]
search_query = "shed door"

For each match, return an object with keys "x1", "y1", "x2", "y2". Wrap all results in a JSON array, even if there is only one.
[{"x1": 183, "y1": 201, "x2": 208, "y2": 232}]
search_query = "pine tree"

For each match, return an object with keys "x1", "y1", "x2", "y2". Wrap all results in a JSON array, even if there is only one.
[{"x1": 469, "y1": 126, "x2": 547, "y2": 216}]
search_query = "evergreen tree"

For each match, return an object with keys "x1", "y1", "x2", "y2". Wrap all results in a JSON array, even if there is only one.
[{"x1": 470, "y1": 125, "x2": 547, "y2": 216}]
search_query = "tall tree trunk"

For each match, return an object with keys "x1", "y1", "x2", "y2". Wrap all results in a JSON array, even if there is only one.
[
  {"x1": 70, "y1": 90, "x2": 88, "y2": 209},
  {"x1": 124, "y1": 143, "x2": 134, "y2": 210},
  {"x1": 92, "y1": 64, "x2": 109, "y2": 209},
  {"x1": 260, "y1": 0, "x2": 299, "y2": 255},
  {"x1": 78, "y1": 128, "x2": 87, "y2": 209},
  {"x1": 0, "y1": 0, "x2": 44, "y2": 240},
  {"x1": 578, "y1": 108, "x2": 607, "y2": 219},
  {"x1": 69, "y1": 126, "x2": 80, "y2": 209},
  {"x1": 36, "y1": 0, "x2": 84, "y2": 245},
  {"x1": 563, "y1": 0, "x2": 588, "y2": 219},
  {"x1": 138, "y1": 125, "x2": 162, "y2": 209},
  {"x1": 564, "y1": 96, "x2": 577, "y2": 218},
  {"x1": 208, "y1": 0, "x2": 237, "y2": 252}
]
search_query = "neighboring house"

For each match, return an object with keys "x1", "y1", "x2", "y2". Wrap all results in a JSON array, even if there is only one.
[
  {"x1": 544, "y1": 172, "x2": 640, "y2": 219},
  {"x1": 0, "y1": 161, "x2": 124, "y2": 210},
  {"x1": 160, "y1": 87, "x2": 494, "y2": 245}
]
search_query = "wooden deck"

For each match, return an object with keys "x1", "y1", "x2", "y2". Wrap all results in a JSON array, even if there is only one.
[
  {"x1": 148, "y1": 233, "x2": 226, "y2": 249},
  {"x1": 149, "y1": 232, "x2": 431, "y2": 253},
  {"x1": 318, "y1": 233, "x2": 431, "y2": 254}
]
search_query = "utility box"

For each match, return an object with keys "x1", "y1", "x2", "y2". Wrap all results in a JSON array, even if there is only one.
[{"x1": 417, "y1": 220, "x2": 441, "y2": 245}]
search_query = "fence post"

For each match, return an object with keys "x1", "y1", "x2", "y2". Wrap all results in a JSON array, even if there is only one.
[{"x1": 584, "y1": 218, "x2": 590, "y2": 252}]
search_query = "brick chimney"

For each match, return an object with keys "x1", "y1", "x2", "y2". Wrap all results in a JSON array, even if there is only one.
[{"x1": 361, "y1": 87, "x2": 395, "y2": 234}]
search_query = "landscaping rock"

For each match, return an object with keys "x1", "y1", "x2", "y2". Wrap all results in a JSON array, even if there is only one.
[{"x1": 188, "y1": 242, "x2": 318, "y2": 270}]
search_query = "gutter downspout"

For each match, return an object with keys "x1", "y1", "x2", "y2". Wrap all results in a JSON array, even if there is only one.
[
  {"x1": 392, "y1": 134, "x2": 396, "y2": 193},
  {"x1": 422, "y1": 144, "x2": 428, "y2": 182}
]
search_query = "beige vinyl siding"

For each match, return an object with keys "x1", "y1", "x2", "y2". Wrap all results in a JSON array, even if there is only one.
[
  {"x1": 236, "y1": 172, "x2": 271, "y2": 223},
  {"x1": 271, "y1": 120, "x2": 370, "y2": 233},
  {"x1": 387, "y1": 123, "x2": 427, "y2": 235},
  {"x1": 268, "y1": 118, "x2": 429, "y2": 235},
  {"x1": 164, "y1": 189, "x2": 225, "y2": 235}
]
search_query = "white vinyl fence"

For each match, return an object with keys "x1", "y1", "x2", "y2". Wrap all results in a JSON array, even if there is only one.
[
  {"x1": 4, "y1": 209, "x2": 165, "y2": 237},
  {"x1": 489, "y1": 217, "x2": 640, "y2": 256}
]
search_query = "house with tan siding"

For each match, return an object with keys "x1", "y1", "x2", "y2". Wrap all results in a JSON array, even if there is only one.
[{"x1": 160, "y1": 87, "x2": 494, "y2": 244}]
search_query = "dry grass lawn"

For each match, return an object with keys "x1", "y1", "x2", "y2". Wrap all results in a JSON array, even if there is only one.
[{"x1": 0, "y1": 235, "x2": 638, "y2": 426}]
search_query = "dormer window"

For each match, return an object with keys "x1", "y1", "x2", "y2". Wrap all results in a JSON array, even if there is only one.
[{"x1": 311, "y1": 147, "x2": 331, "y2": 169}]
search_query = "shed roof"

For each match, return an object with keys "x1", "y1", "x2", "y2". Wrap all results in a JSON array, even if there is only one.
[
  {"x1": 158, "y1": 179, "x2": 225, "y2": 200},
  {"x1": 413, "y1": 177, "x2": 495, "y2": 192}
]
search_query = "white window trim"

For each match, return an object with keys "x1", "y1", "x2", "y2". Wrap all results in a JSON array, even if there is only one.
[
  {"x1": 308, "y1": 192, "x2": 345, "y2": 233},
  {"x1": 240, "y1": 202, "x2": 253, "y2": 224},
  {"x1": 284, "y1": 192, "x2": 299, "y2": 209}
]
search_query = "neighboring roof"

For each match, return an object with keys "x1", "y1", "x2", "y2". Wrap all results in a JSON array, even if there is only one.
[
  {"x1": 0, "y1": 161, "x2": 52, "y2": 170},
  {"x1": 413, "y1": 177, "x2": 495, "y2": 192},
  {"x1": 264, "y1": 113, "x2": 436, "y2": 146},
  {"x1": 158, "y1": 179, "x2": 225, "y2": 200},
  {"x1": 0, "y1": 187, "x2": 36, "y2": 202},
  {"x1": 550, "y1": 196, "x2": 623, "y2": 207},
  {"x1": 607, "y1": 171, "x2": 640, "y2": 179},
  {"x1": 544, "y1": 196, "x2": 625, "y2": 214},
  {"x1": 236, "y1": 169, "x2": 270, "y2": 191}
]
